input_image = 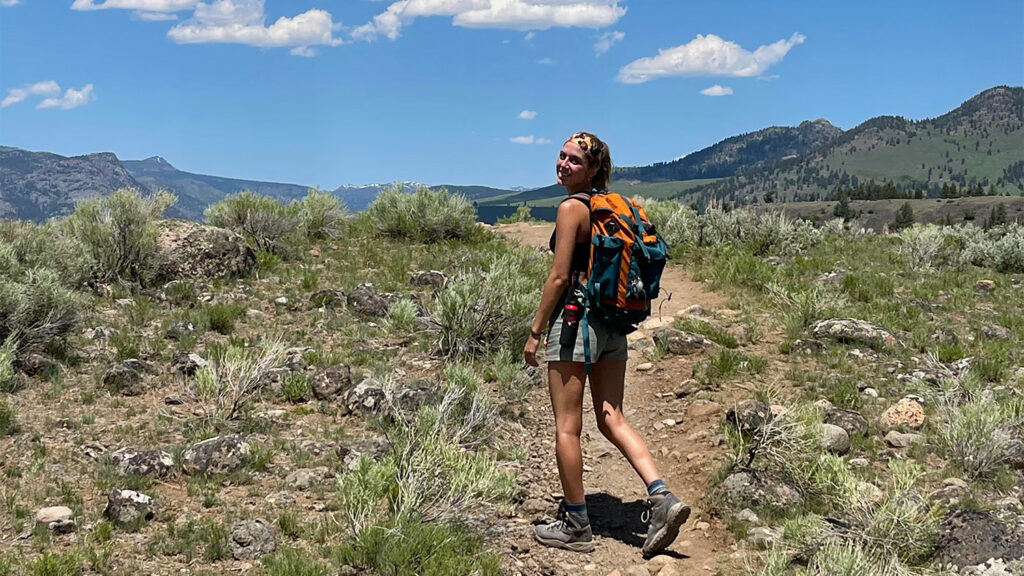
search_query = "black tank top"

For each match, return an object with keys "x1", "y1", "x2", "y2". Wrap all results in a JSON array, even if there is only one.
[{"x1": 547, "y1": 194, "x2": 591, "y2": 323}]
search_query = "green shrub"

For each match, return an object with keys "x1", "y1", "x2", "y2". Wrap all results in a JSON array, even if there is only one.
[
  {"x1": 147, "y1": 518, "x2": 229, "y2": 562},
  {"x1": 0, "y1": 220, "x2": 93, "y2": 287},
  {"x1": 366, "y1": 187, "x2": 476, "y2": 242},
  {"x1": 938, "y1": 392, "x2": 1021, "y2": 481},
  {"x1": 0, "y1": 269, "x2": 81, "y2": 358},
  {"x1": 0, "y1": 336, "x2": 18, "y2": 393},
  {"x1": 260, "y1": 548, "x2": 328, "y2": 576},
  {"x1": 205, "y1": 191, "x2": 300, "y2": 254},
  {"x1": 0, "y1": 399, "x2": 18, "y2": 436},
  {"x1": 281, "y1": 373, "x2": 310, "y2": 403},
  {"x1": 673, "y1": 317, "x2": 737, "y2": 348},
  {"x1": 384, "y1": 298, "x2": 419, "y2": 333},
  {"x1": 296, "y1": 188, "x2": 348, "y2": 241},
  {"x1": 24, "y1": 551, "x2": 83, "y2": 576},
  {"x1": 192, "y1": 338, "x2": 287, "y2": 421},
  {"x1": 64, "y1": 188, "x2": 175, "y2": 284},
  {"x1": 203, "y1": 302, "x2": 245, "y2": 335},
  {"x1": 496, "y1": 205, "x2": 535, "y2": 224}
]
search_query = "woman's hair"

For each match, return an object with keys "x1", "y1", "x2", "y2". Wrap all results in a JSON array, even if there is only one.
[{"x1": 566, "y1": 131, "x2": 612, "y2": 192}]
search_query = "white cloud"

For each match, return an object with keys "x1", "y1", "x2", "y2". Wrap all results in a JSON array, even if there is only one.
[
  {"x1": 353, "y1": 0, "x2": 625, "y2": 42},
  {"x1": 290, "y1": 45, "x2": 317, "y2": 57},
  {"x1": 134, "y1": 10, "x2": 179, "y2": 20},
  {"x1": 537, "y1": 57, "x2": 553, "y2": 65},
  {"x1": 593, "y1": 30, "x2": 623, "y2": 56},
  {"x1": 1, "y1": 80, "x2": 60, "y2": 108},
  {"x1": 524, "y1": 31, "x2": 535, "y2": 41},
  {"x1": 699, "y1": 84, "x2": 732, "y2": 96},
  {"x1": 71, "y1": 0, "x2": 200, "y2": 11},
  {"x1": 617, "y1": 32, "x2": 805, "y2": 84},
  {"x1": 167, "y1": 1, "x2": 342, "y2": 49},
  {"x1": 1, "y1": 0, "x2": 21, "y2": 7},
  {"x1": 37, "y1": 84, "x2": 96, "y2": 110},
  {"x1": 510, "y1": 135, "x2": 550, "y2": 144},
  {"x1": 518, "y1": 109, "x2": 537, "y2": 119}
]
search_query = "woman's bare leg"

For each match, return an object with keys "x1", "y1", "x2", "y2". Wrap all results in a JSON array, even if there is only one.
[
  {"x1": 589, "y1": 360, "x2": 660, "y2": 486},
  {"x1": 547, "y1": 360, "x2": 588, "y2": 503}
]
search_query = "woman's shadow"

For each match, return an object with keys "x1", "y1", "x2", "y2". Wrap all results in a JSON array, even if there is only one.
[{"x1": 586, "y1": 492, "x2": 689, "y2": 559}]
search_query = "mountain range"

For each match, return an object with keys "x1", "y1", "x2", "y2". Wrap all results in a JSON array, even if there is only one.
[{"x1": 1, "y1": 86, "x2": 1021, "y2": 222}]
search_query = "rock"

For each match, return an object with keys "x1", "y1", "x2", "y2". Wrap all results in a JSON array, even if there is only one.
[
  {"x1": 103, "y1": 359, "x2": 156, "y2": 396},
  {"x1": 934, "y1": 509, "x2": 1024, "y2": 568},
  {"x1": 623, "y1": 566, "x2": 649, "y2": 576},
  {"x1": 735, "y1": 509, "x2": 759, "y2": 523},
  {"x1": 652, "y1": 328, "x2": 717, "y2": 356},
  {"x1": 309, "y1": 289, "x2": 345, "y2": 309},
  {"x1": 111, "y1": 448, "x2": 174, "y2": 478},
  {"x1": 848, "y1": 458, "x2": 870, "y2": 468},
  {"x1": 880, "y1": 397, "x2": 926, "y2": 430},
  {"x1": 717, "y1": 471, "x2": 803, "y2": 513},
  {"x1": 410, "y1": 270, "x2": 447, "y2": 288},
  {"x1": 725, "y1": 400, "x2": 772, "y2": 435},
  {"x1": 103, "y1": 490, "x2": 155, "y2": 526},
  {"x1": 791, "y1": 338, "x2": 825, "y2": 355},
  {"x1": 274, "y1": 296, "x2": 288, "y2": 305},
  {"x1": 164, "y1": 320, "x2": 195, "y2": 341},
  {"x1": 974, "y1": 280, "x2": 997, "y2": 294},
  {"x1": 392, "y1": 382, "x2": 439, "y2": 413},
  {"x1": 982, "y1": 325, "x2": 1011, "y2": 340},
  {"x1": 35, "y1": 506, "x2": 75, "y2": 533},
  {"x1": 885, "y1": 430, "x2": 924, "y2": 448},
  {"x1": 636, "y1": 363, "x2": 654, "y2": 372},
  {"x1": 1005, "y1": 440, "x2": 1024, "y2": 470},
  {"x1": 310, "y1": 364, "x2": 353, "y2": 401},
  {"x1": 346, "y1": 283, "x2": 391, "y2": 317},
  {"x1": 687, "y1": 402, "x2": 722, "y2": 418},
  {"x1": 230, "y1": 519, "x2": 276, "y2": 560},
  {"x1": 824, "y1": 407, "x2": 870, "y2": 438},
  {"x1": 154, "y1": 219, "x2": 256, "y2": 283},
  {"x1": 809, "y1": 318, "x2": 900, "y2": 349},
  {"x1": 181, "y1": 435, "x2": 251, "y2": 475},
  {"x1": 822, "y1": 424, "x2": 851, "y2": 455},
  {"x1": 863, "y1": 387, "x2": 879, "y2": 398},
  {"x1": 285, "y1": 467, "x2": 330, "y2": 491},
  {"x1": 929, "y1": 484, "x2": 969, "y2": 506},
  {"x1": 747, "y1": 527, "x2": 778, "y2": 550},
  {"x1": 15, "y1": 353, "x2": 58, "y2": 377},
  {"x1": 171, "y1": 352, "x2": 208, "y2": 376}
]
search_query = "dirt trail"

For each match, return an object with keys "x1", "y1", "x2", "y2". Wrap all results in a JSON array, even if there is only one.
[{"x1": 492, "y1": 222, "x2": 767, "y2": 576}]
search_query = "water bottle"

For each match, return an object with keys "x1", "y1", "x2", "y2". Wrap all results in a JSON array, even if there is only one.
[{"x1": 559, "y1": 301, "x2": 581, "y2": 346}]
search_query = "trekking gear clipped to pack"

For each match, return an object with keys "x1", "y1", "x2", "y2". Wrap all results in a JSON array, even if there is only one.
[{"x1": 576, "y1": 192, "x2": 669, "y2": 372}]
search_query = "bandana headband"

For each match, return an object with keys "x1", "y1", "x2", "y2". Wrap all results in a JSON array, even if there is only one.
[{"x1": 566, "y1": 132, "x2": 596, "y2": 156}]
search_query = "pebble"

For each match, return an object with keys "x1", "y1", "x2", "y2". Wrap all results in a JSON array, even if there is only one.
[
  {"x1": 274, "y1": 296, "x2": 288, "y2": 305},
  {"x1": 636, "y1": 363, "x2": 654, "y2": 372},
  {"x1": 863, "y1": 387, "x2": 879, "y2": 398}
]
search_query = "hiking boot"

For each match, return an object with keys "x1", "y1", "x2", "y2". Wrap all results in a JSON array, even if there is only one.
[
  {"x1": 534, "y1": 502, "x2": 594, "y2": 553},
  {"x1": 641, "y1": 491, "x2": 690, "y2": 557}
]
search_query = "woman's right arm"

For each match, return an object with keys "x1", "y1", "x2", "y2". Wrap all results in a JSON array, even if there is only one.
[{"x1": 524, "y1": 200, "x2": 589, "y2": 366}]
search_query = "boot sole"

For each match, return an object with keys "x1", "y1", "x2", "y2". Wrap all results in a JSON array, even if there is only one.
[
  {"x1": 534, "y1": 533, "x2": 595, "y2": 553},
  {"x1": 642, "y1": 501, "x2": 690, "y2": 557}
]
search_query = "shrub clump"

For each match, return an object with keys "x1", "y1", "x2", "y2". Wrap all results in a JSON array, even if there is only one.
[
  {"x1": 204, "y1": 190, "x2": 300, "y2": 255},
  {"x1": 64, "y1": 188, "x2": 176, "y2": 284},
  {"x1": 366, "y1": 187, "x2": 477, "y2": 242},
  {"x1": 0, "y1": 268, "x2": 81, "y2": 360},
  {"x1": 296, "y1": 187, "x2": 348, "y2": 241}
]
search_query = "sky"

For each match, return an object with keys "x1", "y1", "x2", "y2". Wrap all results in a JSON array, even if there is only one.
[{"x1": 1, "y1": 1, "x2": 1023, "y2": 190}]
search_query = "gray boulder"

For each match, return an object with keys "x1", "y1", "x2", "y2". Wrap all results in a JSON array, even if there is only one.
[
  {"x1": 346, "y1": 378, "x2": 386, "y2": 413},
  {"x1": 103, "y1": 359, "x2": 156, "y2": 396},
  {"x1": 410, "y1": 270, "x2": 447, "y2": 289},
  {"x1": 346, "y1": 283, "x2": 392, "y2": 317},
  {"x1": 821, "y1": 423, "x2": 851, "y2": 455},
  {"x1": 717, "y1": 471, "x2": 803, "y2": 513},
  {"x1": 112, "y1": 448, "x2": 174, "y2": 478},
  {"x1": 181, "y1": 435, "x2": 250, "y2": 475},
  {"x1": 652, "y1": 328, "x2": 717, "y2": 356},
  {"x1": 824, "y1": 407, "x2": 870, "y2": 438},
  {"x1": 171, "y1": 352, "x2": 207, "y2": 376},
  {"x1": 153, "y1": 219, "x2": 256, "y2": 283},
  {"x1": 809, "y1": 318, "x2": 900, "y2": 349},
  {"x1": 35, "y1": 506, "x2": 75, "y2": 534},
  {"x1": 103, "y1": 490, "x2": 154, "y2": 526},
  {"x1": 725, "y1": 400, "x2": 772, "y2": 436},
  {"x1": 230, "y1": 519, "x2": 276, "y2": 560},
  {"x1": 934, "y1": 509, "x2": 1024, "y2": 568},
  {"x1": 311, "y1": 364, "x2": 353, "y2": 401}
]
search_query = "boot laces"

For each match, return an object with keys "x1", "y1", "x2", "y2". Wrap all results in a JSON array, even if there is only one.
[{"x1": 641, "y1": 499, "x2": 653, "y2": 523}]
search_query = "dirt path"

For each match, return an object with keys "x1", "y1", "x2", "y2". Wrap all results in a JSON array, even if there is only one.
[{"x1": 491, "y1": 222, "x2": 765, "y2": 576}]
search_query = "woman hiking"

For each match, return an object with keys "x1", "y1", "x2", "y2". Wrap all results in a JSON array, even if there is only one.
[{"x1": 523, "y1": 131, "x2": 690, "y2": 556}]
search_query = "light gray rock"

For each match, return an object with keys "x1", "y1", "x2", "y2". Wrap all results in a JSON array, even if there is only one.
[
  {"x1": 230, "y1": 519, "x2": 276, "y2": 560},
  {"x1": 182, "y1": 435, "x2": 250, "y2": 475},
  {"x1": 112, "y1": 448, "x2": 174, "y2": 478},
  {"x1": 35, "y1": 506, "x2": 75, "y2": 533},
  {"x1": 885, "y1": 430, "x2": 924, "y2": 448},
  {"x1": 103, "y1": 490, "x2": 154, "y2": 526},
  {"x1": 154, "y1": 220, "x2": 256, "y2": 283},
  {"x1": 809, "y1": 318, "x2": 900, "y2": 349},
  {"x1": 822, "y1": 423, "x2": 851, "y2": 455},
  {"x1": 285, "y1": 467, "x2": 331, "y2": 491}
]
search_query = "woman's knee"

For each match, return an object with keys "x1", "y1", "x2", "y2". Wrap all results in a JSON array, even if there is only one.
[{"x1": 595, "y1": 409, "x2": 627, "y2": 439}]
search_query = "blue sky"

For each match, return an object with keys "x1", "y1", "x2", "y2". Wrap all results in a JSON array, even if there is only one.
[{"x1": 1, "y1": 1, "x2": 1022, "y2": 190}]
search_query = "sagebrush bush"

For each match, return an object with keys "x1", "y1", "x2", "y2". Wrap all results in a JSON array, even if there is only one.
[
  {"x1": 0, "y1": 336, "x2": 18, "y2": 393},
  {"x1": 366, "y1": 187, "x2": 476, "y2": 242},
  {"x1": 937, "y1": 388, "x2": 1021, "y2": 480},
  {"x1": 0, "y1": 220, "x2": 93, "y2": 287},
  {"x1": 296, "y1": 188, "x2": 348, "y2": 241},
  {"x1": 496, "y1": 205, "x2": 535, "y2": 224},
  {"x1": 0, "y1": 399, "x2": 17, "y2": 436},
  {"x1": 64, "y1": 188, "x2": 175, "y2": 284},
  {"x1": 0, "y1": 268, "x2": 81, "y2": 358},
  {"x1": 204, "y1": 190, "x2": 300, "y2": 254},
  {"x1": 191, "y1": 338, "x2": 286, "y2": 421}
]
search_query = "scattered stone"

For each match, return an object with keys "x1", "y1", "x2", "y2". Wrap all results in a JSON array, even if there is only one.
[
  {"x1": 410, "y1": 270, "x2": 447, "y2": 288},
  {"x1": 935, "y1": 509, "x2": 1024, "y2": 568},
  {"x1": 103, "y1": 359, "x2": 156, "y2": 396},
  {"x1": 1005, "y1": 440, "x2": 1024, "y2": 470},
  {"x1": 154, "y1": 219, "x2": 256, "y2": 283},
  {"x1": 747, "y1": 527, "x2": 779, "y2": 550},
  {"x1": 735, "y1": 509, "x2": 759, "y2": 524},
  {"x1": 863, "y1": 387, "x2": 879, "y2": 398},
  {"x1": 310, "y1": 364, "x2": 353, "y2": 401},
  {"x1": 725, "y1": 400, "x2": 772, "y2": 435},
  {"x1": 848, "y1": 458, "x2": 870, "y2": 469},
  {"x1": 347, "y1": 283, "x2": 391, "y2": 317},
  {"x1": 716, "y1": 471, "x2": 803, "y2": 513},
  {"x1": 809, "y1": 318, "x2": 900, "y2": 349},
  {"x1": 822, "y1": 423, "x2": 851, "y2": 455},
  {"x1": 824, "y1": 407, "x2": 870, "y2": 437},
  {"x1": 880, "y1": 397, "x2": 926, "y2": 430},
  {"x1": 171, "y1": 352, "x2": 208, "y2": 376},
  {"x1": 982, "y1": 325, "x2": 1011, "y2": 340},
  {"x1": 636, "y1": 363, "x2": 654, "y2": 372},
  {"x1": 309, "y1": 289, "x2": 345, "y2": 309},
  {"x1": 285, "y1": 467, "x2": 331, "y2": 491},
  {"x1": 164, "y1": 320, "x2": 195, "y2": 341},
  {"x1": 790, "y1": 338, "x2": 826, "y2": 355},
  {"x1": 274, "y1": 296, "x2": 288, "y2": 305},
  {"x1": 687, "y1": 401, "x2": 722, "y2": 419},
  {"x1": 974, "y1": 280, "x2": 997, "y2": 294},
  {"x1": 104, "y1": 490, "x2": 155, "y2": 526},
  {"x1": 181, "y1": 435, "x2": 251, "y2": 475},
  {"x1": 230, "y1": 519, "x2": 277, "y2": 560},
  {"x1": 652, "y1": 328, "x2": 717, "y2": 356},
  {"x1": 111, "y1": 448, "x2": 174, "y2": 478},
  {"x1": 885, "y1": 430, "x2": 924, "y2": 448},
  {"x1": 35, "y1": 506, "x2": 75, "y2": 534}
]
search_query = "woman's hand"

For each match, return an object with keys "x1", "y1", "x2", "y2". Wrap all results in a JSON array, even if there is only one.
[{"x1": 524, "y1": 333, "x2": 541, "y2": 367}]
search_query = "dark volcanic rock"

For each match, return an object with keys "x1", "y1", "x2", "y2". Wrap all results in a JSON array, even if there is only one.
[
  {"x1": 181, "y1": 435, "x2": 250, "y2": 475},
  {"x1": 934, "y1": 509, "x2": 1024, "y2": 568},
  {"x1": 153, "y1": 220, "x2": 256, "y2": 283}
]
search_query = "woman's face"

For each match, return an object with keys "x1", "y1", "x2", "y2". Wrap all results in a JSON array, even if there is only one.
[{"x1": 556, "y1": 141, "x2": 597, "y2": 193}]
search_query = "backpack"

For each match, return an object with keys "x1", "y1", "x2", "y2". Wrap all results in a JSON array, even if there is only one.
[{"x1": 570, "y1": 192, "x2": 669, "y2": 370}]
